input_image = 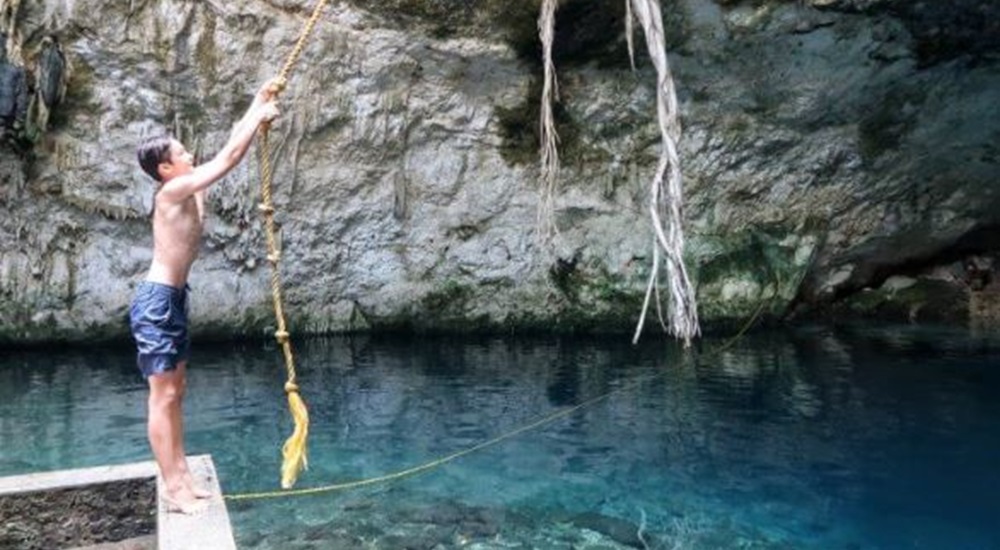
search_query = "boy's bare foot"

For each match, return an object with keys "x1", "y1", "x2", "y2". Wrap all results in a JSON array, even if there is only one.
[
  {"x1": 189, "y1": 484, "x2": 212, "y2": 499},
  {"x1": 182, "y1": 471, "x2": 213, "y2": 499},
  {"x1": 162, "y1": 492, "x2": 209, "y2": 515}
]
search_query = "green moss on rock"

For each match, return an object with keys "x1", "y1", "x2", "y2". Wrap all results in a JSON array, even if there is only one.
[
  {"x1": 421, "y1": 279, "x2": 472, "y2": 316},
  {"x1": 547, "y1": 256, "x2": 646, "y2": 331},
  {"x1": 694, "y1": 229, "x2": 810, "y2": 321}
]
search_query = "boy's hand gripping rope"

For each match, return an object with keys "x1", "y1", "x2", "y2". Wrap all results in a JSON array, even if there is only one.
[{"x1": 256, "y1": 0, "x2": 331, "y2": 490}]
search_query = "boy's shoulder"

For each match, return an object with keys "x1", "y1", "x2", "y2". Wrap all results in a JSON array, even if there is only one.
[{"x1": 156, "y1": 175, "x2": 197, "y2": 204}]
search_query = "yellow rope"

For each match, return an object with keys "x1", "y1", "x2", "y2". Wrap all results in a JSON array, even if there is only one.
[
  {"x1": 225, "y1": 391, "x2": 614, "y2": 501},
  {"x1": 256, "y1": 0, "x2": 331, "y2": 490},
  {"x1": 238, "y1": 0, "x2": 783, "y2": 500},
  {"x1": 224, "y1": 294, "x2": 775, "y2": 501}
]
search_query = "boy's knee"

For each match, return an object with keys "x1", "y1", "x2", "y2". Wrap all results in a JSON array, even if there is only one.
[
  {"x1": 149, "y1": 375, "x2": 185, "y2": 404},
  {"x1": 150, "y1": 387, "x2": 182, "y2": 406}
]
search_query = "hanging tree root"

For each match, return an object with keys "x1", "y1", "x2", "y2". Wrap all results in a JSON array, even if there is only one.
[{"x1": 534, "y1": 0, "x2": 700, "y2": 345}]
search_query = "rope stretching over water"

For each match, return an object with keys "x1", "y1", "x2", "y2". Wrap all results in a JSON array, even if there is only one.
[{"x1": 224, "y1": 294, "x2": 768, "y2": 502}]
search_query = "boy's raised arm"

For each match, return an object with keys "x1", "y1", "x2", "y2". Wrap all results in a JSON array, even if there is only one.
[
  {"x1": 227, "y1": 78, "x2": 285, "y2": 143},
  {"x1": 158, "y1": 81, "x2": 282, "y2": 203}
]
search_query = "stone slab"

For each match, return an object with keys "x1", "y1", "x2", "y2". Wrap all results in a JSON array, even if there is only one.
[
  {"x1": 0, "y1": 462, "x2": 157, "y2": 550},
  {"x1": 0, "y1": 461, "x2": 158, "y2": 496},
  {"x1": 157, "y1": 454, "x2": 236, "y2": 550},
  {"x1": 68, "y1": 535, "x2": 157, "y2": 550},
  {"x1": 0, "y1": 455, "x2": 237, "y2": 550}
]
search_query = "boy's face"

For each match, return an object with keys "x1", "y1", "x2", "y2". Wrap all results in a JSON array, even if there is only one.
[{"x1": 158, "y1": 139, "x2": 195, "y2": 181}]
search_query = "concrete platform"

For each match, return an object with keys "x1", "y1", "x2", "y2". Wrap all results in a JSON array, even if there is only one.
[
  {"x1": 0, "y1": 455, "x2": 235, "y2": 550},
  {"x1": 157, "y1": 454, "x2": 236, "y2": 550},
  {"x1": 69, "y1": 536, "x2": 156, "y2": 550}
]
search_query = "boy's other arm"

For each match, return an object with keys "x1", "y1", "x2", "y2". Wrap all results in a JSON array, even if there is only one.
[{"x1": 158, "y1": 101, "x2": 279, "y2": 203}]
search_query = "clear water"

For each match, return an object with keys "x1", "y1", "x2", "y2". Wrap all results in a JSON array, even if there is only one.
[{"x1": 1, "y1": 326, "x2": 998, "y2": 549}]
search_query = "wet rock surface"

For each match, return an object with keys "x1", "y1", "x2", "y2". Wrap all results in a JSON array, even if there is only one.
[
  {"x1": 0, "y1": 478, "x2": 156, "y2": 550},
  {"x1": 0, "y1": 0, "x2": 996, "y2": 343}
]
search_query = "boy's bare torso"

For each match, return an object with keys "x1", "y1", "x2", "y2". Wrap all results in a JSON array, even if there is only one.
[{"x1": 147, "y1": 191, "x2": 206, "y2": 288}]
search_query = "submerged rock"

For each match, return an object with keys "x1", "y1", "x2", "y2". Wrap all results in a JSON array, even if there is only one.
[{"x1": 571, "y1": 511, "x2": 647, "y2": 548}]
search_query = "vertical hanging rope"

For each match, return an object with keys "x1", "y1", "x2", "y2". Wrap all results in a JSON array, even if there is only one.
[
  {"x1": 255, "y1": 0, "x2": 331, "y2": 489},
  {"x1": 626, "y1": 0, "x2": 700, "y2": 346}
]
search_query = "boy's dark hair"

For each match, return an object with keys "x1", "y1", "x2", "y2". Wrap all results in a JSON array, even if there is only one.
[{"x1": 136, "y1": 135, "x2": 172, "y2": 182}]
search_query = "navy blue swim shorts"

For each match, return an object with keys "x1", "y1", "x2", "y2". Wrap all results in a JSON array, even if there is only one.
[{"x1": 129, "y1": 281, "x2": 191, "y2": 378}]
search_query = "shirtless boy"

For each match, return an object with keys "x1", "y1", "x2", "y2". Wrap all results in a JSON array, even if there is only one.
[{"x1": 131, "y1": 79, "x2": 280, "y2": 514}]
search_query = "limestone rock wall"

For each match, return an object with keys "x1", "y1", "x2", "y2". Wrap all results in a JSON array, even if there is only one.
[{"x1": 0, "y1": 0, "x2": 997, "y2": 343}]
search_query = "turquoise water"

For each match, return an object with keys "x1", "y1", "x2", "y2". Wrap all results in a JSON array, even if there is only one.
[{"x1": 1, "y1": 326, "x2": 998, "y2": 549}]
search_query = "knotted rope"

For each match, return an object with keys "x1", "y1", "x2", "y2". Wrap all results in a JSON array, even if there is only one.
[{"x1": 255, "y1": 0, "x2": 331, "y2": 490}]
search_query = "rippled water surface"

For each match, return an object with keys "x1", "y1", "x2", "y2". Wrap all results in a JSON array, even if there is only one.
[{"x1": 2, "y1": 326, "x2": 998, "y2": 549}]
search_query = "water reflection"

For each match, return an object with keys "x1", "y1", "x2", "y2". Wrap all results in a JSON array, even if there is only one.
[{"x1": 1, "y1": 326, "x2": 997, "y2": 549}]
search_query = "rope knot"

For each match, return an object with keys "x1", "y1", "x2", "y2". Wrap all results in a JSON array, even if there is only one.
[{"x1": 254, "y1": 0, "x2": 329, "y2": 492}]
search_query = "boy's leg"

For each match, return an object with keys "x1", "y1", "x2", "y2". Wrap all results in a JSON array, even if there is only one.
[
  {"x1": 169, "y1": 362, "x2": 211, "y2": 498},
  {"x1": 148, "y1": 365, "x2": 206, "y2": 514}
]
